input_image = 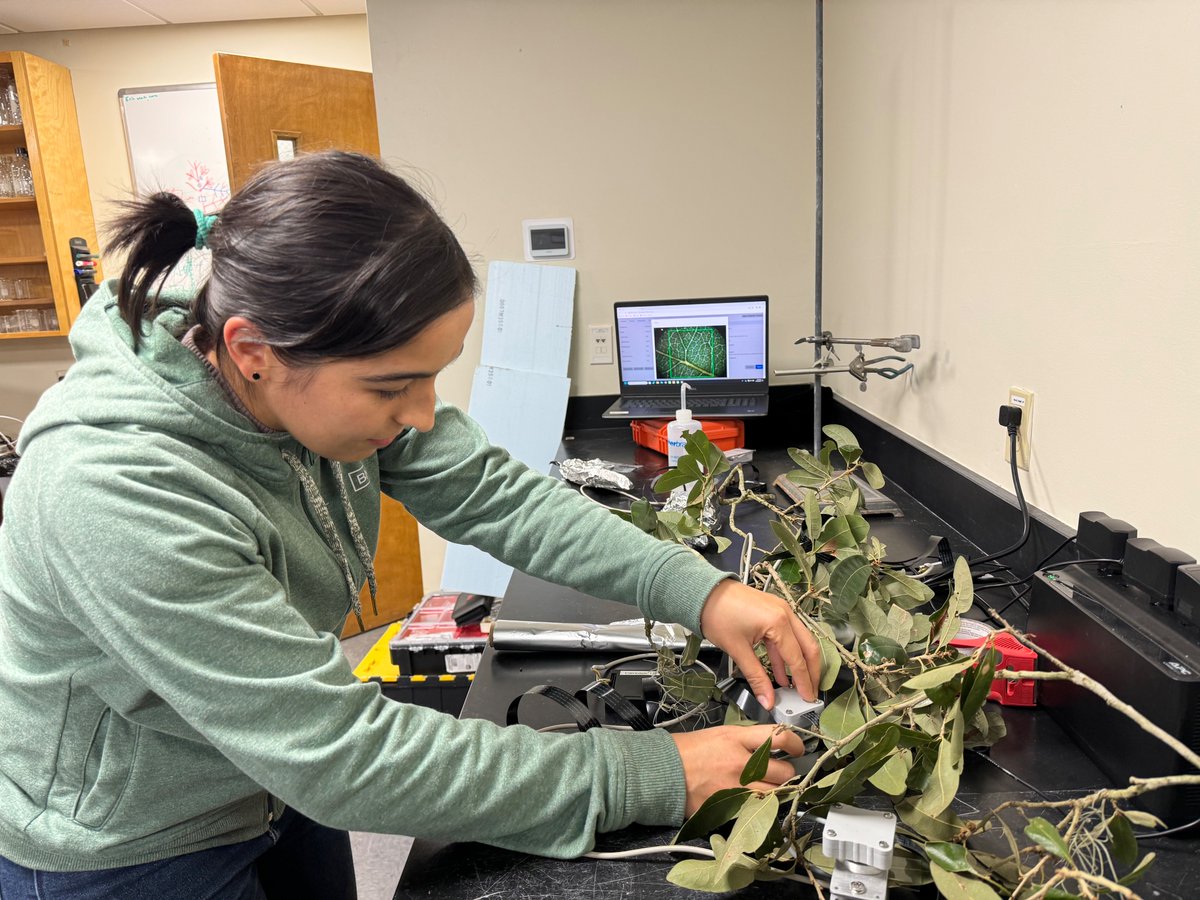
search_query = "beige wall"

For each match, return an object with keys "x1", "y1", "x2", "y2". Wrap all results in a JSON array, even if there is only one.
[
  {"x1": 368, "y1": 0, "x2": 819, "y2": 587},
  {"x1": 820, "y1": 0, "x2": 1200, "y2": 557},
  {"x1": 0, "y1": 16, "x2": 372, "y2": 422},
  {"x1": 372, "y1": 0, "x2": 1200, "y2": 581}
]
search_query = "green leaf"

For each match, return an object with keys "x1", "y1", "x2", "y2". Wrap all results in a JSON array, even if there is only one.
[
  {"x1": 861, "y1": 461, "x2": 886, "y2": 489},
  {"x1": 629, "y1": 499, "x2": 658, "y2": 532},
  {"x1": 902, "y1": 656, "x2": 978, "y2": 690},
  {"x1": 830, "y1": 553, "x2": 872, "y2": 602},
  {"x1": 1042, "y1": 891, "x2": 1082, "y2": 899},
  {"x1": 916, "y1": 701, "x2": 964, "y2": 817},
  {"x1": 859, "y1": 634, "x2": 909, "y2": 665},
  {"x1": 951, "y1": 557, "x2": 975, "y2": 614},
  {"x1": 867, "y1": 747, "x2": 912, "y2": 796},
  {"x1": 681, "y1": 632, "x2": 703, "y2": 668},
  {"x1": 928, "y1": 866, "x2": 1002, "y2": 900},
  {"x1": 835, "y1": 486, "x2": 861, "y2": 517},
  {"x1": 770, "y1": 519, "x2": 806, "y2": 564},
  {"x1": 819, "y1": 439, "x2": 836, "y2": 467},
  {"x1": 926, "y1": 841, "x2": 975, "y2": 874},
  {"x1": 883, "y1": 603, "x2": 915, "y2": 646},
  {"x1": 786, "y1": 468, "x2": 827, "y2": 489},
  {"x1": 848, "y1": 594, "x2": 889, "y2": 635},
  {"x1": 777, "y1": 558, "x2": 804, "y2": 585},
  {"x1": 653, "y1": 468, "x2": 691, "y2": 493},
  {"x1": 879, "y1": 568, "x2": 936, "y2": 608},
  {"x1": 740, "y1": 735, "x2": 773, "y2": 785},
  {"x1": 817, "y1": 516, "x2": 857, "y2": 551},
  {"x1": 1107, "y1": 811, "x2": 1138, "y2": 869},
  {"x1": 896, "y1": 797, "x2": 966, "y2": 842},
  {"x1": 666, "y1": 857, "x2": 755, "y2": 892},
  {"x1": 803, "y1": 489, "x2": 822, "y2": 537},
  {"x1": 711, "y1": 535, "x2": 731, "y2": 553},
  {"x1": 816, "y1": 632, "x2": 842, "y2": 691},
  {"x1": 888, "y1": 847, "x2": 934, "y2": 886},
  {"x1": 822, "y1": 424, "x2": 863, "y2": 465},
  {"x1": 822, "y1": 424, "x2": 861, "y2": 452},
  {"x1": 961, "y1": 647, "x2": 1001, "y2": 721},
  {"x1": 1122, "y1": 809, "x2": 1166, "y2": 829},
  {"x1": 674, "y1": 787, "x2": 753, "y2": 844},
  {"x1": 662, "y1": 669, "x2": 718, "y2": 704},
  {"x1": 717, "y1": 792, "x2": 779, "y2": 879},
  {"x1": 819, "y1": 687, "x2": 866, "y2": 754},
  {"x1": 787, "y1": 447, "x2": 831, "y2": 477},
  {"x1": 1025, "y1": 816, "x2": 1073, "y2": 862},
  {"x1": 820, "y1": 724, "x2": 902, "y2": 805},
  {"x1": 1118, "y1": 851, "x2": 1156, "y2": 886}
]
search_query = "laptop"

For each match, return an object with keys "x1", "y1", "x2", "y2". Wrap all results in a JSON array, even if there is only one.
[{"x1": 602, "y1": 295, "x2": 769, "y2": 419}]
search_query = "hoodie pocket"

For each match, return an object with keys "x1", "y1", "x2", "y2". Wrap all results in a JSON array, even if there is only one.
[{"x1": 73, "y1": 707, "x2": 139, "y2": 830}]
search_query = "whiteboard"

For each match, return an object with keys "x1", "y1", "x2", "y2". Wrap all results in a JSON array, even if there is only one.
[
  {"x1": 119, "y1": 83, "x2": 231, "y2": 289},
  {"x1": 118, "y1": 83, "x2": 231, "y2": 214}
]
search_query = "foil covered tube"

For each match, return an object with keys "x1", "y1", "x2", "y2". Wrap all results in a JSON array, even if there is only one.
[
  {"x1": 662, "y1": 484, "x2": 719, "y2": 549},
  {"x1": 491, "y1": 618, "x2": 715, "y2": 652},
  {"x1": 557, "y1": 458, "x2": 634, "y2": 492}
]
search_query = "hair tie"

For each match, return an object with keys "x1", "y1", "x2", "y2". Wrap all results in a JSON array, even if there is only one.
[{"x1": 193, "y1": 209, "x2": 218, "y2": 250}]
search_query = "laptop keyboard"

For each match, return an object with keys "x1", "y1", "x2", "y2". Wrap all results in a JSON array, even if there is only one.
[{"x1": 626, "y1": 396, "x2": 755, "y2": 409}]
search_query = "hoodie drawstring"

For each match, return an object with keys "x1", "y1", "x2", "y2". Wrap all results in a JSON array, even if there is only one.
[{"x1": 280, "y1": 450, "x2": 378, "y2": 630}]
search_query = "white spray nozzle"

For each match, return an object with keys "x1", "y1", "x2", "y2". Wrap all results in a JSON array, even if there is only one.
[{"x1": 677, "y1": 382, "x2": 693, "y2": 422}]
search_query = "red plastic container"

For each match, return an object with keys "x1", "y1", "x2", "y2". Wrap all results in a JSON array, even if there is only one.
[{"x1": 631, "y1": 418, "x2": 745, "y2": 456}]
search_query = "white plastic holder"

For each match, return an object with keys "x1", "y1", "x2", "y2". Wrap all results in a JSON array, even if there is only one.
[{"x1": 822, "y1": 803, "x2": 896, "y2": 900}]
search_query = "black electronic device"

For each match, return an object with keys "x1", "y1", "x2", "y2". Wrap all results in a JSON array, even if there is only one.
[
  {"x1": 1076, "y1": 511, "x2": 1137, "y2": 569},
  {"x1": 1123, "y1": 538, "x2": 1196, "y2": 608},
  {"x1": 68, "y1": 236, "x2": 99, "y2": 308},
  {"x1": 1028, "y1": 562, "x2": 1200, "y2": 825}
]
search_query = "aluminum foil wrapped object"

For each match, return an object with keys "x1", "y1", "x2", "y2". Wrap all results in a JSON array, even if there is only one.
[
  {"x1": 491, "y1": 617, "x2": 715, "y2": 652},
  {"x1": 662, "y1": 484, "x2": 719, "y2": 549},
  {"x1": 557, "y1": 458, "x2": 634, "y2": 492}
]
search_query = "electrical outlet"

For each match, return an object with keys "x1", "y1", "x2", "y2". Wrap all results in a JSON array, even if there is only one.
[
  {"x1": 589, "y1": 325, "x2": 613, "y2": 365},
  {"x1": 1004, "y1": 387, "x2": 1034, "y2": 470}
]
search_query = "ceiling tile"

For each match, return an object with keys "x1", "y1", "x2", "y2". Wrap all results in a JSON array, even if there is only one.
[
  {"x1": 0, "y1": 0, "x2": 163, "y2": 32},
  {"x1": 134, "y1": 0, "x2": 317, "y2": 24}
]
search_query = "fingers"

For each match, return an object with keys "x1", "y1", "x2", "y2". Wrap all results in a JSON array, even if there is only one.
[
  {"x1": 737, "y1": 724, "x2": 807, "y2": 758},
  {"x1": 778, "y1": 612, "x2": 822, "y2": 701},
  {"x1": 726, "y1": 644, "x2": 775, "y2": 710}
]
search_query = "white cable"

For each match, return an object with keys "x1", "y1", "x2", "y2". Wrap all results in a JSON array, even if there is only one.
[
  {"x1": 582, "y1": 844, "x2": 815, "y2": 884},
  {"x1": 0, "y1": 415, "x2": 23, "y2": 426}
]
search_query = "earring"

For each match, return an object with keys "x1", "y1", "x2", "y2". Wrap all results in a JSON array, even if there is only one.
[{"x1": 251, "y1": 372, "x2": 261, "y2": 381}]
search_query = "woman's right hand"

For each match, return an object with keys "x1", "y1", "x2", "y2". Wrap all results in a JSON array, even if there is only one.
[{"x1": 670, "y1": 725, "x2": 806, "y2": 816}]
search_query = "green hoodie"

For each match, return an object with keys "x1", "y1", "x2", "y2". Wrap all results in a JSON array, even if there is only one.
[{"x1": 0, "y1": 283, "x2": 729, "y2": 872}]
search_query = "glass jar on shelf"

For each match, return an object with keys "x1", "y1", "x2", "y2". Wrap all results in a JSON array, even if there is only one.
[{"x1": 0, "y1": 69, "x2": 20, "y2": 126}]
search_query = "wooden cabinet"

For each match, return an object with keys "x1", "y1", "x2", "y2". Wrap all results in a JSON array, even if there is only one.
[{"x1": 0, "y1": 51, "x2": 100, "y2": 341}]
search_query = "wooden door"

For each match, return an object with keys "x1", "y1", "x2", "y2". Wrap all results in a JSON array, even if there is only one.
[
  {"x1": 212, "y1": 53, "x2": 380, "y2": 192},
  {"x1": 212, "y1": 53, "x2": 421, "y2": 634}
]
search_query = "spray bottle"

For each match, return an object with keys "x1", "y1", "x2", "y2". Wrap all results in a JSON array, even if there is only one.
[{"x1": 666, "y1": 382, "x2": 703, "y2": 466}]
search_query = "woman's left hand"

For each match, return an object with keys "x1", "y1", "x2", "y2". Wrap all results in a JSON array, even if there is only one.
[{"x1": 698, "y1": 580, "x2": 821, "y2": 709}]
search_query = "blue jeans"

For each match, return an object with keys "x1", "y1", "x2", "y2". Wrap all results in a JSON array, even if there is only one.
[{"x1": 0, "y1": 806, "x2": 356, "y2": 900}]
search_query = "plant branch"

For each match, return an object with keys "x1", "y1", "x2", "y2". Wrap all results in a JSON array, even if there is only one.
[{"x1": 985, "y1": 611, "x2": 1200, "y2": 773}]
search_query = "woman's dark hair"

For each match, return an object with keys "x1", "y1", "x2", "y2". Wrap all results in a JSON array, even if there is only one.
[{"x1": 106, "y1": 150, "x2": 477, "y2": 361}]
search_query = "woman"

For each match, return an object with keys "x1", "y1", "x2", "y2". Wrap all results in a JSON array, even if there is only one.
[{"x1": 0, "y1": 151, "x2": 819, "y2": 898}]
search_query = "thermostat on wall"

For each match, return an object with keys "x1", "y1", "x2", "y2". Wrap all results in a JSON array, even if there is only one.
[{"x1": 522, "y1": 218, "x2": 574, "y2": 261}]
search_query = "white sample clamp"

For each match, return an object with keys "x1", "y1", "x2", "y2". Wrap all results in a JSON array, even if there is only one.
[{"x1": 822, "y1": 803, "x2": 897, "y2": 900}]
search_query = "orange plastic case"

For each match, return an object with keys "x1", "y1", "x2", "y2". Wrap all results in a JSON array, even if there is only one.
[{"x1": 631, "y1": 418, "x2": 745, "y2": 456}]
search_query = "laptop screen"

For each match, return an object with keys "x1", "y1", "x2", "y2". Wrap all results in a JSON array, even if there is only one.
[{"x1": 614, "y1": 296, "x2": 768, "y2": 392}]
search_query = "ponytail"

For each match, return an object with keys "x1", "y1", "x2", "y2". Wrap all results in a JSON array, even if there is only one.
[
  {"x1": 105, "y1": 152, "x2": 476, "y2": 364},
  {"x1": 106, "y1": 192, "x2": 205, "y2": 350}
]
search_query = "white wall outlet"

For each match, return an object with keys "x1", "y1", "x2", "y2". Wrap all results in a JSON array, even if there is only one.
[
  {"x1": 589, "y1": 324, "x2": 613, "y2": 365},
  {"x1": 1004, "y1": 387, "x2": 1034, "y2": 471}
]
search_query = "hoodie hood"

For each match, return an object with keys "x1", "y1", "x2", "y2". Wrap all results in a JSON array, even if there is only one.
[{"x1": 20, "y1": 279, "x2": 298, "y2": 484}]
